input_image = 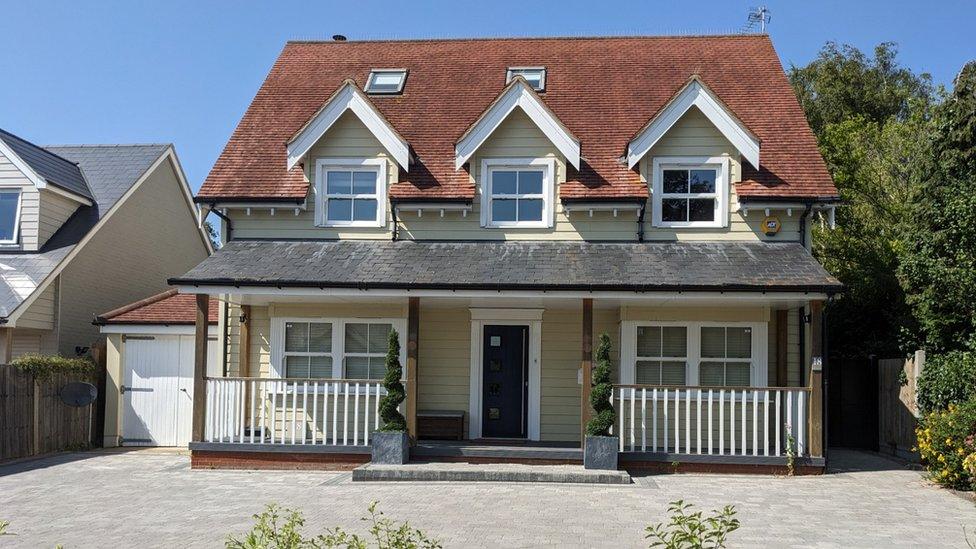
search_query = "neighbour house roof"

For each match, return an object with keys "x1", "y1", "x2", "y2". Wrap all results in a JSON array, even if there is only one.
[
  {"x1": 94, "y1": 289, "x2": 218, "y2": 325},
  {"x1": 0, "y1": 143, "x2": 171, "y2": 319},
  {"x1": 0, "y1": 129, "x2": 95, "y2": 201},
  {"x1": 170, "y1": 240, "x2": 843, "y2": 293},
  {"x1": 197, "y1": 35, "x2": 837, "y2": 204}
]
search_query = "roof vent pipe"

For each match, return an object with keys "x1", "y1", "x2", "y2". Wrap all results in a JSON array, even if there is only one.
[{"x1": 332, "y1": 34, "x2": 347, "y2": 42}]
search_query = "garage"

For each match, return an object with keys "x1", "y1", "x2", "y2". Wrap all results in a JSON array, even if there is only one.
[{"x1": 96, "y1": 290, "x2": 218, "y2": 447}]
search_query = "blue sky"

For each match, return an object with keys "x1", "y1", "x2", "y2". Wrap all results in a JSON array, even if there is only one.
[{"x1": 1, "y1": 0, "x2": 972, "y2": 193}]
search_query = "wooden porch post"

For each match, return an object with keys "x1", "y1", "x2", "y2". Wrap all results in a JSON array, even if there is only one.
[
  {"x1": 406, "y1": 297, "x2": 419, "y2": 442},
  {"x1": 775, "y1": 309, "x2": 788, "y2": 386},
  {"x1": 580, "y1": 298, "x2": 593, "y2": 446},
  {"x1": 239, "y1": 305, "x2": 251, "y2": 378},
  {"x1": 809, "y1": 300, "x2": 824, "y2": 458},
  {"x1": 191, "y1": 294, "x2": 210, "y2": 443}
]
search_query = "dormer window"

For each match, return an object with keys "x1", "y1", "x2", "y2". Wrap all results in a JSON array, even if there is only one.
[
  {"x1": 506, "y1": 67, "x2": 546, "y2": 91},
  {"x1": 651, "y1": 157, "x2": 730, "y2": 229},
  {"x1": 0, "y1": 188, "x2": 22, "y2": 244},
  {"x1": 365, "y1": 69, "x2": 407, "y2": 94}
]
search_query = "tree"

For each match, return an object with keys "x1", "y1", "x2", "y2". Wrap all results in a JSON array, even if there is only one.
[
  {"x1": 377, "y1": 329, "x2": 407, "y2": 432},
  {"x1": 585, "y1": 333, "x2": 616, "y2": 437},
  {"x1": 899, "y1": 61, "x2": 976, "y2": 353}
]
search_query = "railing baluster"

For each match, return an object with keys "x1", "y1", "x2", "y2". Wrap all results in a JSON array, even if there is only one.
[
  {"x1": 618, "y1": 388, "x2": 624, "y2": 452},
  {"x1": 663, "y1": 388, "x2": 669, "y2": 453},
  {"x1": 685, "y1": 388, "x2": 690, "y2": 453},
  {"x1": 763, "y1": 390, "x2": 769, "y2": 456},
  {"x1": 629, "y1": 387, "x2": 636, "y2": 451},
  {"x1": 239, "y1": 380, "x2": 246, "y2": 443},
  {"x1": 343, "y1": 382, "x2": 350, "y2": 445},
  {"x1": 270, "y1": 382, "x2": 278, "y2": 444},
  {"x1": 718, "y1": 389, "x2": 724, "y2": 455},
  {"x1": 640, "y1": 388, "x2": 647, "y2": 452},
  {"x1": 775, "y1": 389, "x2": 781, "y2": 455},
  {"x1": 707, "y1": 389, "x2": 713, "y2": 455},
  {"x1": 729, "y1": 389, "x2": 735, "y2": 455},
  {"x1": 311, "y1": 382, "x2": 319, "y2": 444},
  {"x1": 674, "y1": 387, "x2": 680, "y2": 453},
  {"x1": 752, "y1": 390, "x2": 759, "y2": 456},
  {"x1": 696, "y1": 389, "x2": 702, "y2": 454},
  {"x1": 249, "y1": 380, "x2": 257, "y2": 444},
  {"x1": 798, "y1": 390, "x2": 806, "y2": 456},
  {"x1": 652, "y1": 388, "x2": 658, "y2": 452},
  {"x1": 786, "y1": 390, "x2": 793, "y2": 456},
  {"x1": 289, "y1": 382, "x2": 296, "y2": 444},
  {"x1": 741, "y1": 389, "x2": 747, "y2": 456},
  {"x1": 364, "y1": 382, "x2": 371, "y2": 446},
  {"x1": 332, "y1": 381, "x2": 339, "y2": 445},
  {"x1": 300, "y1": 381, "x2": 308, "y2": 444},
  {"x1": 259, "y1": 381, "x2": 267, "y2": 443},
  {"x1": 322, "y1": 382, "x2": 330, "y2": 444},
  {"x1": 354, "y1": 382, "x2": 361, "y2": 445},
  {"x1": 374, "y1": 382, "x2": 380, "y2": 434}
]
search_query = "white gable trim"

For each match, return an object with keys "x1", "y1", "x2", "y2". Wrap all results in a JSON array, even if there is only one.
[
  {"x1": 286, "y1": 82, "x2": 410, "y2": 172},
  {"x1": 0, "y1": 138, "x2": 92, "y2": 206},
  {"x1": 455, "y1": 79, "x2": 580, "y2": 171},
  {"x1": 627, "y1": 79, "x2": 760, "y2": 170}
]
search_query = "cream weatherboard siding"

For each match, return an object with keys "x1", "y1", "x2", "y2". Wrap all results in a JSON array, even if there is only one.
[
  {"x1": 0, "y1": 150, "x2": 39, "y2": 251},
  {"x1": 14, "y1": 280, "x2": 57, "y2": 330},
  {"x1": 37, "y1": 189, "x2": 81, "y2": 248},
  {"x1": 226, "y1": 107, "x2": 801, "y2": 243},
  {"x1": 55, "y1": 157, "x2": 210, "y2": 356}
]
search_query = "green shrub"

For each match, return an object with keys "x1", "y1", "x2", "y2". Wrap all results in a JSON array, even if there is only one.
[
  {"x1": 585, "y1": 333, "x2": 616, "y2": 437},
  {"x1": 916, "y1": 398, "x2": 976, "y2": 490},
  {"x1": 645, "y1": 500, "x2": 740, "y2": 549},
  {"x1": 377, "y1": 330, "x2": 406, "y2": 432},
  {"x1": 226, "y1": 502, "x2": 440, "y2": 549},
  {"x1": 10, "y1": 353, "x2": 95, "y2": 380},
  {"x1": 917, "y1": 351, "x2": 976, "y2": 414}
]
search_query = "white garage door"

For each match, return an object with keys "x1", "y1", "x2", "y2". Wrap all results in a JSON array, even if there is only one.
[{"x1": 122, "y1": 334, "x2": 217, "y2": 446}]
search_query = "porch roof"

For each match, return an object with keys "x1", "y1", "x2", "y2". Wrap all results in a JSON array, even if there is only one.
[{"x1": 170, "y1": 240, "x2": 842, "y2": 294}]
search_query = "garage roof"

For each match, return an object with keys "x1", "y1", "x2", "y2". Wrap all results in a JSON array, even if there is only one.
[{"x1": 94, "y1": 289, "x2": 218, "y2": 325}]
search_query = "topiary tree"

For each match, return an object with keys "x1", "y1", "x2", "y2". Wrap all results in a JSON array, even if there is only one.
[
  {"x1": 377, "y1": 329, "x2": 406, "y2": 432},
  {"x1": 586, "y1": 333, "x2": 616, "y2": 437}
]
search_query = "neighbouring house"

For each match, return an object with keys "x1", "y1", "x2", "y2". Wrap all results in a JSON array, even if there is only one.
[
  {"x1": 170, "y1": 35, "x2": 842, "y2": 472},
  {"x1": 0, "y1": 129, "x2": 212, "y2": 363}
]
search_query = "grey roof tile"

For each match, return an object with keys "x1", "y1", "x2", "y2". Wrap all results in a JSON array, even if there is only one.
[{"x1": 0, "y1": 129, "x2": 94, "y2": 201}]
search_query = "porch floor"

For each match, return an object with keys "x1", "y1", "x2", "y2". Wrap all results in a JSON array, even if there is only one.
[{"x1": 352, "y1": 461, "x2": 631, "y2": 484}]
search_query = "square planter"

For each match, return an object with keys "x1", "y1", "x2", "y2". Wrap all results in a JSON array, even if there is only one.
[
  {"x1": 584, "y1": 435, "x2": 619, "y2": 470},
  {"x1": 371, "y1": 431, "x2": 409, "y2": 465}
]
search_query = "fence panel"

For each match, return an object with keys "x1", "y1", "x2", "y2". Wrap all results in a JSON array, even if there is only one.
[{"x1": 878, "y1": 352, "x2": 922, "y2": 460}]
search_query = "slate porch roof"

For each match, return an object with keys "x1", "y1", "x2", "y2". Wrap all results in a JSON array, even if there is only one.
[
  {"x1": 170, "y1": 240, "x2": 843, "y2": 293},
  {"x1": 198, "y1": 35, "x2": 837, "y2": 204}
]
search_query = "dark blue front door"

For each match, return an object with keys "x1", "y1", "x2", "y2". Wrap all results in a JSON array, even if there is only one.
[{"x1": 482, "y1": 325, "x2": 528, "y2": 438}]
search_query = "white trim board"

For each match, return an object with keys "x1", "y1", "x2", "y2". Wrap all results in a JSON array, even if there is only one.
[
  {"x1": 627, "y1": 78, "x2": 761, "y2": 170},
  {"x1": 468, "y1": 310, "x2": 542, "y2": 441},
  {"x1": 286, "y1": 81, "x2": 410, "y2": 172},
  {"x1": 455, "y1": 78, "x2": 580, "y2": 170}
]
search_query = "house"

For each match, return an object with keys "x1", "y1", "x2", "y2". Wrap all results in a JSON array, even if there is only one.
[
  {"x1": 0, "y1": 129, "x2": 212, "y2": 363},
  {"x1": 170, "y1": 35, "x2": 842, "y2": 472}
]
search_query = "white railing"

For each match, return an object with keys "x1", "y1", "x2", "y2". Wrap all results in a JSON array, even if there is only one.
[
  {"x1": 204, "y1": 377, "x2": 392, "y2": 446},
  {"x1": 613, "y1": 385, "x2": 810, "y2": 457}
]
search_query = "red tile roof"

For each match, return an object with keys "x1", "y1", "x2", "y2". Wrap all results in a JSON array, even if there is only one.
[
  {"x1": 96, "y1": 290, "x2": 218, "y2": 325},
  {"x1": 198, "y1": 35, "x2": 836, "y2": 203}
]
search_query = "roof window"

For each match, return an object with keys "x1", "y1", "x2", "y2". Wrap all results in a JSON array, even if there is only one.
[
  {"x1": 365, "y1": 69, "x2": 407, "y2": 94},
  {"x1": 506, "y1": 67, "x2": 546, "y2": 91}
]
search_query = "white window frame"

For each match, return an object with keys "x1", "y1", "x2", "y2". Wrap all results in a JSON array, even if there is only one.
[
  {"x1": 479, "y1": 157, "x2": 555, "y2": 229},
  {"x1": 0, "y1": 188, "x2": 23, "y2": 245},
  {"x1": 365, "y1": 69, "x2": 407, "y2": 94},
  {"x1": 633, "y1": 324, "x2": 691, "y2": 385},
  {"x1": 314, "y1": 158, "x2": 388, "y2": 228},
  {"x1": 506, "y1": 67, "x2": 547, "y2": 91},
  {"x1": 270, "y1": 317, "x2": 407, "y2": 381},
  {"x1": 620, "y1": 321, "x2": 767, "y2": 387},
  {"x1": 651, "y1": 156, "x2": 730, "y2": 229}
]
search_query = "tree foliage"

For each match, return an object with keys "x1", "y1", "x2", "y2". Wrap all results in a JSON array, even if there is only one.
[
  {"x1": 585, "y1": 333, "x2": 616, "y2": 437},
  {"x1": 377, "y1": 330, "x2": 406, "y2": 432}
]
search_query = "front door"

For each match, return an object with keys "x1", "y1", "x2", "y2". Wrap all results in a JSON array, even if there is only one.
[{"x1": 482, "y1": 325, "x2": 529, "y2": 438}]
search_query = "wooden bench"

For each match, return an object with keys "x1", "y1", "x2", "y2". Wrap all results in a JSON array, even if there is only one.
[{"x1": 417, "y1": 410, "x2": 465, "y2": 440}]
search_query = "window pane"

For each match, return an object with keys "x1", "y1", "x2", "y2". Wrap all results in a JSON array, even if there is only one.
[
  {"x1": 346, "y1": 356, "x2": 369, "y2": 379},
  {"x1": 701, "y1": 327, "x2": 726, "y2": 358},
  {"x1": 517, "y1": 199, "x2": 544, "y2": 221},
  {"x1": 689, "y1": 170, "x2": 716, "y2": 193},
  {"x1": 661, "y1": 198, "x2": 687, "y2": 222},
  {"x1": 285, "y1": 356, "x2": 310, "y2": 379},
  {"x1": 0, "y1": 193, "x2": 17, "y2": 241},
  {"x1": 636, "y1": 326, "x2": 661, "y2": 357},
  {"x1": 308, "y1": 323, "x2": 332, "y2": 353},
  {"x1": 727, "y1": 327, "x2": 752, "y2": 358},
  {"x1": 368, "y1": 356, "x2": 387, "y2": 380},
  {"x1": 309, "y1": 356, "x2": 333, "y2": 378},
  {"x1": 327, "y1": 199, "x2": 353, "y2": 221},
  {"x1": 726, "y1": 362, "x2": 751, "y2": 386},
  {"x1": 284, "y1": 322, "x2": 309, "y2": 353},
  {"x1": 517, "y1": 171, "x2": 543, "y2": 194},
  {"x1": 661, "y1": 361, "x2": 686, "y2": 385},
  {"x1": 699, "y1": 362, "x2": 724, "y2": 386},
  {"x1": 345, "y1": 323, "x2": 369, "y2": 353},
  {"x1": 327, "y1": 171, "x2": 352, "y2": 194},
  {"x1": 352, "y1": 199, "x2": 377, "y2": 221},
  {"x1": 352, "y1": 171, "x2": 377, "y2": 194},
  {"x1": 492, "y1": 199, "x2": 517, "y2": 222},
  {"x1": 663, "y1": 170, "x2": 688, "y2": 194},
  {"x1": 492, "y1": 171, "x2": 517, "y2": 194},
  {"x1": 367, "y1": 323, "x2": 392, "y2": 353},
  {"x1": 661, "y1": 327, "x2": 687, "y2": 357},
  {"x1": 688, "y1": 198, "x2": 715, "y2": 222},
  {"x1": 635, "y1": 360, "x2": 661, "y2": 385}
]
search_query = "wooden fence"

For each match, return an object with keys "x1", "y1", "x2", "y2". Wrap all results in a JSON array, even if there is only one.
[
  {"x1": 877, "y1": 351, "x2": 923, "y2": 461},
  {"x1": 0, "y1": 363, "x2": 106, "y2": 461}
]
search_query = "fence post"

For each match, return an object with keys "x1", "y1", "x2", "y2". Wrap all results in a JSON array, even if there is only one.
[{"x1": 912, "y1": 349, "x2": 925, "y2": 418}]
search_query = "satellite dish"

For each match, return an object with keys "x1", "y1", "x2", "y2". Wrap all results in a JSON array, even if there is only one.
[{"x1": 60, "y1": 382, "x2": 98, "y2": 407}]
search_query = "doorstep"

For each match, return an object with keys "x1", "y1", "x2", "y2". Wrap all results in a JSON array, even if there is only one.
[{"x1": 351, "y1": 461, "x2": 631, "y2": 484}]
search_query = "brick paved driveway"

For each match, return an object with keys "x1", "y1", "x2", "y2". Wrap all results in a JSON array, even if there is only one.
[{"x1": 0, "y1": 448, "x2": 973, "y2": 548}]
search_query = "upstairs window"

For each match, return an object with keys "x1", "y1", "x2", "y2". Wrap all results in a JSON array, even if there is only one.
[
  {"x1": 0, "y1": 189, "x2": 22, "y2": 244},
  {"x1": 365, "y1": 69, "x2": 407, "y2": 94},
  {"x1": 481, "y1": 158, "x2": 554, "y2": 229},
  {"x1": 651, "y1": 157, "x2": 729, "y2": 228},
  {"x1": 506, "y1": 67, "x2": 546, "y2": 91},
  {"x1": 315, "y1": 159, "x2": 387, "y2": 228}
]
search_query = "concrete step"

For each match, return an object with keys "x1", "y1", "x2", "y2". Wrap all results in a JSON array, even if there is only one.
[{"x1": 351, "y1": 462, "x2": 631, "y2": 484}]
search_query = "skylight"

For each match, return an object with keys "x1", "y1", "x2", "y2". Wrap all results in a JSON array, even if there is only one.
[
  {"x1": 365, "y1": 69, "x2": 407, "y2": 94},
  {"x1": 506, "y1": 67, "x2": 546, "y2": 91}
]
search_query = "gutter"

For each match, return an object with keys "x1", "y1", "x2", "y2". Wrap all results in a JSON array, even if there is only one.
[{"x1": 798, "y1": 203, "x2": 814, "y2": 248}]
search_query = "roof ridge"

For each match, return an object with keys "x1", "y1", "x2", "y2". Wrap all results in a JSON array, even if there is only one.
[
  {"x1": 44, "y1": 143, "x2": 172, "y2": 149},
  {"x1": 287, "y1": 33, "x2": 769, "y2": 45}
]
